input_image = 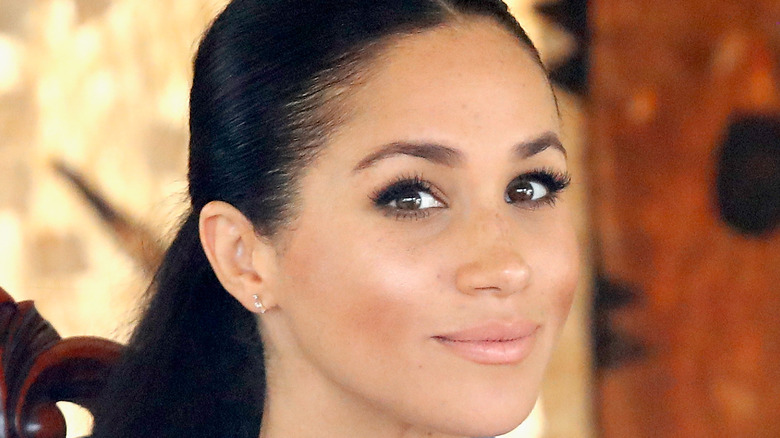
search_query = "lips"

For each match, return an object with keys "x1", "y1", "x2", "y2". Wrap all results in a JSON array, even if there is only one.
[{"x1": 433, "y1": 321, "x2": 539, "y2": 365}]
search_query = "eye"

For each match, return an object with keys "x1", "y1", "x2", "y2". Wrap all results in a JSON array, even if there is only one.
[
  {"x1": 371, "y1": 176, "x2": 445, "y2": 220},
  {"x1": 387, "y1": 189, "x2": 441, "y2": 210},
  {"x1": 505, "y1": 169, "x2": 571, "y2": 208},
  {"x1": 506, "y1": 179, "x2": 548, "y2": 202}
]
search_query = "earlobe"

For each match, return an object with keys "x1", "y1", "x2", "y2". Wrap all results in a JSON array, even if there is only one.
[
  {"x1": 251, "y1": 294, "x2": 268, "y2": 314},
  {"x1": 198, "y1": 201, "x2": 276, "y2": 314}
]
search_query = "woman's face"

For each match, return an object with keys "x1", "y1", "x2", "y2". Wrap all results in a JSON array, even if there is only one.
[{"x1": 262, "y1": 19, "x2": 579, "y2": 437}]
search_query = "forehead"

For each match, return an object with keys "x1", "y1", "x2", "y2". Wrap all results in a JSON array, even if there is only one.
[{"x1": 324, "y1": 18, "x2": 560, "y2": 167}]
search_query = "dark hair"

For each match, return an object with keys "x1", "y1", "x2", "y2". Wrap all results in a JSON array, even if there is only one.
[{"x1": 91, "y1": 1, "x2": 549, "y2": 437}]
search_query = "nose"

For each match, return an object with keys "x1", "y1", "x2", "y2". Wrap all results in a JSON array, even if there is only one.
[
  {"x1": 455, "y1": 253, "x2": 531, "y2": 297},
  {"x1": 454, "y1": 212, "x2": 532, "y2": 297}
]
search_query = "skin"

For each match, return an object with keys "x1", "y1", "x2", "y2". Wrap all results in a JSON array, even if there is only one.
[{"x1": 200, "y1": 17, "x2": 579, "y2": 438}]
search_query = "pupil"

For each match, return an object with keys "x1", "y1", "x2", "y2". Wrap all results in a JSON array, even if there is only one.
[
  {"x1": 397, "y1": 191, "x2": 422, "y2": 210},
  {"x1": 507, "y1": 180, "x2": 534, "y2": 202}
]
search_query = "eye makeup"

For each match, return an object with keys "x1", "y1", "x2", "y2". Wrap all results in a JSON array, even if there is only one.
[
  {"x1": 369, "y1": 173, "x2": 446, "y2": 221},
  {"x1": 369, "y1": 168, "x2": 572, "y2": 221},
  {"x1": 505, "y1": 168, "x2": 571, "y2": 209}
]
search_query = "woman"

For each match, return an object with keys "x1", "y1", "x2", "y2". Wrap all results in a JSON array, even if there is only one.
[{"x1": 91, "y1": 0, "x2": 579, "y2": 437}]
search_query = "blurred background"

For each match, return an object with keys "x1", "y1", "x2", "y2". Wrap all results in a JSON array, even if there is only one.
[{"x1": 0, "y1": 0, "x2": 777, "y2": 437}]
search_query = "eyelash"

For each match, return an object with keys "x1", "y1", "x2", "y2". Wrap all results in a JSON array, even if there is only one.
[
  {"x1": 369, "y1": 168, "x2": 572, "y2": 221},
  {"x1": 370, "y1": 174, "x2": 442, "y2": 220},
  {"x1": 520, "y1": 168, "x2": 572, "y2": 208}
]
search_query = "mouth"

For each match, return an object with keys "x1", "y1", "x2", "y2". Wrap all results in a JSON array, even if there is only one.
[{"x1": 433, "y1": 321, "x2": 539, "y2": 365}]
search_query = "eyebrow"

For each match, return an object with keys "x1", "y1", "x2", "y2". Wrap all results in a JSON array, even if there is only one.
[{"x1": 351, "y1": 131, "x2": 566, "y2": 173}]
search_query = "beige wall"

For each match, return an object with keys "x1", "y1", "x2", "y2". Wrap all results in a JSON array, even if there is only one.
[{"x1": 0, "y1": 0, "x2": 593, "y2": 436}]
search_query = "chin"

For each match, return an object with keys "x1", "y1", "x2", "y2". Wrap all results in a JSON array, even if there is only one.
[
  {"x1": 429, "y1": 395, "x2": 539, "y2": 438},
  {"x1": 477, "y1": 404, "x2": 537, "y2": 437},
  {"x1": 437, "y1": 418, "x2": 531, "y2": 438}
]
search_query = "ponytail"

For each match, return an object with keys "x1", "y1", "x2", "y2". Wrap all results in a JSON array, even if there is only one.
[{"x1": 91, "y1": 212, "x2": 264, "y2": 437}]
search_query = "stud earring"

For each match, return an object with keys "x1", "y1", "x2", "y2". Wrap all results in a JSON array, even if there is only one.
[{"x1": 252, "y1": 294, "x2": 267, "y2": 314}]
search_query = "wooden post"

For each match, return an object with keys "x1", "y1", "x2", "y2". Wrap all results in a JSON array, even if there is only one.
[{"x1": 589, "y1": 0, "x2": 780, "y2": 436}]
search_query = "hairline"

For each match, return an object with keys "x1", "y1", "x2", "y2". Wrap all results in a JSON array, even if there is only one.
[{"x1": 264, "y1": 13, "x2": 555, "y2": 242}]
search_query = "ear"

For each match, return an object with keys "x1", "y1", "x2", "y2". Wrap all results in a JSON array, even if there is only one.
[{"x1": 199, "y1": 201, "x2": 278, "y2": 314}]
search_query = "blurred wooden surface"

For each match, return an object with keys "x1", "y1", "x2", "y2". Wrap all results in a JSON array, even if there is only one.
[
  {"x1": 0, "y1": 287, "x2": 122, "y2": 438},
  {"x1": 589, "y1": 0, "x2": 780, "y2": 436}
]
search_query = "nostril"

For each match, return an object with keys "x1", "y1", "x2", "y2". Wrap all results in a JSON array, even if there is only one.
[{"x1": 454, "y1": 258, "x2": 531, "y2": 296}]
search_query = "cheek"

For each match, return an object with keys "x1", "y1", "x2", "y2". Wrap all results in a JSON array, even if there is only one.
[
  {"x1": 531, "y1": 212, "x2": 580, "y2": 326},
  {"x1": 276, "y1": 223, "x2": 438, "y2": 367}
]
